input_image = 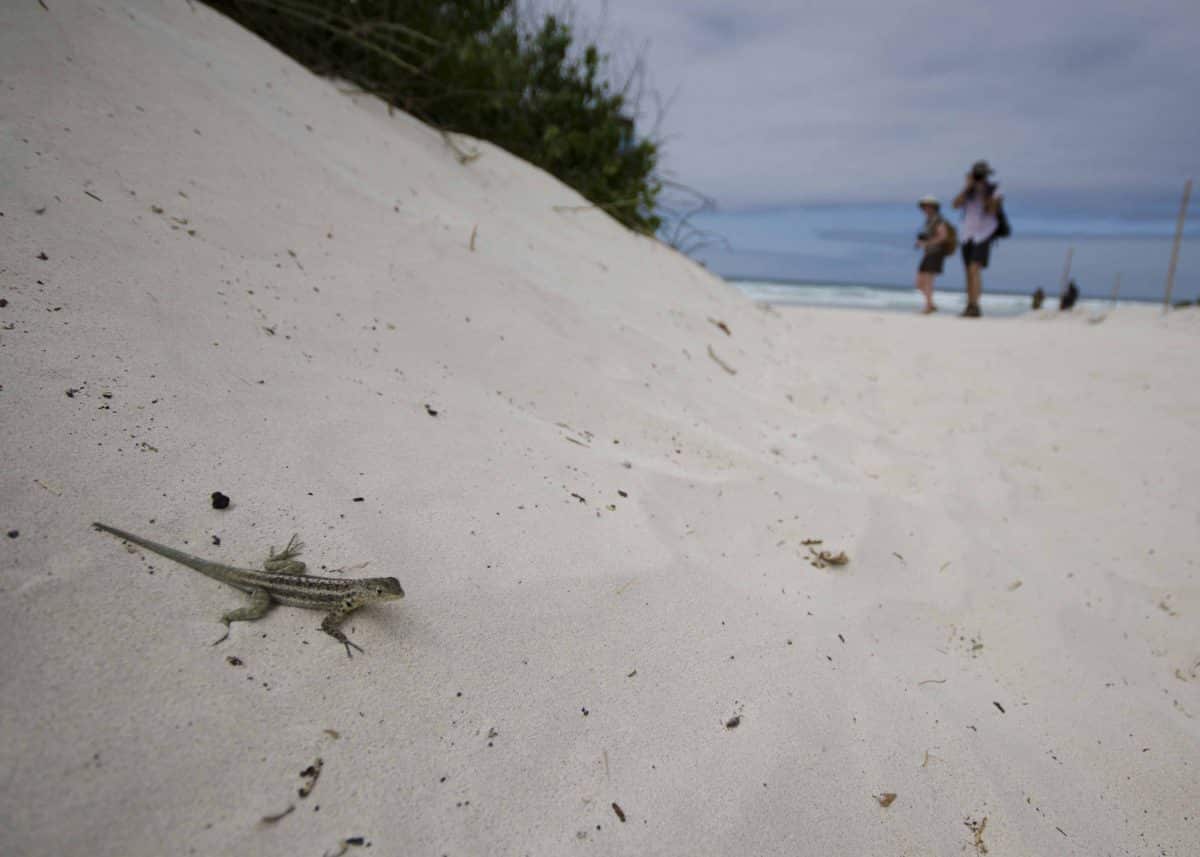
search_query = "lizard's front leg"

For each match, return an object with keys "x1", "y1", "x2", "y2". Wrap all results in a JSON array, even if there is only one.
[
  {"x1": 321, "y1": 603, "x2": 365, "y2": 658},
  {"x1": 212, "y1": 587, "x2": 273, "y2": 645},
  {"x1": 263, "y1": 534, "x2": 306, "y2": 575}
]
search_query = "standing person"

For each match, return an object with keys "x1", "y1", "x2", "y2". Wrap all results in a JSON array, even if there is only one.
[
  {"x1": 1060, "y1": 279, "x2": 1080, "y2": 310},
  {"x1": 953, "y1": 160, "x2": 1004, "y2": 317},
  {"x1": 914, "y1": 195, "x2": 951, "y2": 314}
]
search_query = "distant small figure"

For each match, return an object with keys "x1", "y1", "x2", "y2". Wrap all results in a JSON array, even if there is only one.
[
  {"x1": 914, "y1": 195, "x2": 953, "y2": 314},
  {"x1": 1060, "y1": 279, "x2": 1080, "y2": 311},
  {"x1": 1032, "y1": 288, "x2": 1045, "y2": 309},
  {"x1": 953, "y1": 160, "x2": 1004, "y2": 318}
]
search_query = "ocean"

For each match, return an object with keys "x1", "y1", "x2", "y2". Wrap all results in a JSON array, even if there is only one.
[
  {"x1": 694, "y1": 203, "x2": 1198, "y2": 304},
  {"x1": 729, "y1": 279, "x2": 1144, "y2": 317}
]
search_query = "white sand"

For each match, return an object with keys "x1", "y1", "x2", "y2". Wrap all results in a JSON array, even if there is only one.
[{"x1": 2, "y1": 2, "x2": 1199, "y2": 855}]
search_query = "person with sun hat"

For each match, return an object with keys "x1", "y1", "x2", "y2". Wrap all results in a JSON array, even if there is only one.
[{"x1": 914, "y1": 194, "x2": 952, "y2": 314}]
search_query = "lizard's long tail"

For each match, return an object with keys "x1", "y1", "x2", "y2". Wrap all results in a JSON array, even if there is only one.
[{"x1": 93, "y1": 522, "x2": 220, "y2": 578}]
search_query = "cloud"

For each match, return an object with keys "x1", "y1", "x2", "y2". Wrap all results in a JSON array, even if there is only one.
[{"x1": 569, "y1": 0, "x2": 1200, "y2": 213}]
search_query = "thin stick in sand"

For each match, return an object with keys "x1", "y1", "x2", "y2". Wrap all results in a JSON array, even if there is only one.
[
  {"x1": 1058, "y1": 247, "x2": 1074, "y2": 297},
  {"x1": 1163, "y1": 178, "x2": 1192, "y2": 311}
]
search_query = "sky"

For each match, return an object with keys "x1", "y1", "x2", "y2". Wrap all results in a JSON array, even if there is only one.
[{"x1": 565, "y1": 0, "x2": 1200, "y2": 298}]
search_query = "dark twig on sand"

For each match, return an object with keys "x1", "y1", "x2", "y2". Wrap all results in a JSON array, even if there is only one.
[
  {"x1": 706, "y1": 345, "x2": 736, "y2": 375},
  {"x1": 260, "y1": 804, "x2": 295, "y2": 824}
]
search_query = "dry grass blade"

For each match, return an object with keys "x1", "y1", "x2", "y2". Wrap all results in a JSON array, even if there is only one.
[
  {"x1": 706, "y1": 345, "x2": 737, "y2": 375},
  {"x1": 230, "y1": 0, "x2": 424, "y2": 74}
]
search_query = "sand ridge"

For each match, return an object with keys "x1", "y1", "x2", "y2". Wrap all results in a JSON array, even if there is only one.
[{"x1": 1, "y1": 2, "x2": 1198, "y2": 855}]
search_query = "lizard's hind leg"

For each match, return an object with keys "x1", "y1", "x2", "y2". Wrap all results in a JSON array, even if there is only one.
[
  {"x1": 264, "y1": 534, "x2": 306, "y2": 574},
  {"x1": 212, "y1": 587, "x2": 273, "y2": 645}
]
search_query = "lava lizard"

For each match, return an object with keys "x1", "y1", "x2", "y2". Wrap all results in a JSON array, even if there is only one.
[{"x1": 93, "y1": 522, "x2": 404, "y2": 656}]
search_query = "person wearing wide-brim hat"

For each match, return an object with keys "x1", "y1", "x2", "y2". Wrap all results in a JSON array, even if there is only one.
[{"x1": 914, "y1": 195, "x2": 951, "y2": 314}]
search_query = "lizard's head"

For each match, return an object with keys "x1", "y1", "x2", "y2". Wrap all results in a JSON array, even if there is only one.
[{"x1": 371, "y1": 577, "x2": 405, "y2": 600}]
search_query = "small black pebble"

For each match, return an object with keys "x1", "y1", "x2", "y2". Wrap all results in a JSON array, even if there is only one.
[
  {"x1": 65, "y1": 388, "x2": 77, "y2": 398},
  {"x1": 425, "y1": 404, "x2": 439, "y2": 416},
  {"x1": 352, "y1": 497, "x2": 364, "y2": 502},
  {"x1": 725, "y1": 715, "x2": 741, "y2": 729},
  {"x1": 581, "y1": 707, "x2": 589, "y2": 716},
  {"x1": 6, "y1": 530, "x2": 18, "y2": 539},
  {"x1": 226, "y1": 656, "x2": 243, "y2": 666},
  {"x1": 617, "y1": 490, "x2": 628, "y2": 498},
  {"x1": 345, "y1": 837, "x2": 365, "y2": 846},
  {"x1": 0, "y1": 298, "x2": 8, "y2": 307},
  {"x1": 212, "y1": 535, "x2": 221, "y2": 546},
  {"x1": 211, "y1": 492, "x2": 231, "y2": 509},
  {"x1": 994, "y1": 701, "x2": 1006, "y2": 714},
  {"x1": 37, "y1": 252, "x2": 48, "y2": 260}
]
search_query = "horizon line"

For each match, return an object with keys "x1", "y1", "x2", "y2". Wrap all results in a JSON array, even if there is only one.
[{"x1": 719, "y1": 274, "x2": 1168, "y2": 303}]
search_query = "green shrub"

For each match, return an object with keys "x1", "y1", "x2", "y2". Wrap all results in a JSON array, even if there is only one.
[{"x1": 204, "y1": 0, "x2": 661, "y2": 233}]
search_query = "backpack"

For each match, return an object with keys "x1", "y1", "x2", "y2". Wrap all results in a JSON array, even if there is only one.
[
  {"x1": 994, "y1": 202, "x2": 1012, "y2": 238},
  {"x1": 940, "y1": 219, "x2": 959, "y2": 255},
  {"x1": 982, "y1": 182, "x2": 1011, "y2": 239}
]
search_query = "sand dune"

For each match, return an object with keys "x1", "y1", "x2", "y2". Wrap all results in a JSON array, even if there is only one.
[{"x1": 2, "y1": 2, "x2": 1198, "y2": 855}]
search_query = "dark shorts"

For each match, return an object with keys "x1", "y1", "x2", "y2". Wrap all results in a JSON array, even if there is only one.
[
  {"x1": 918, "y1": 251, "x2": 945, "y2": 274},
  {"x1": 962, "y1": 238, "x2": 992, "y2": 268}
]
